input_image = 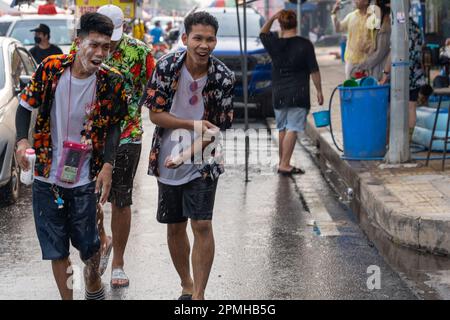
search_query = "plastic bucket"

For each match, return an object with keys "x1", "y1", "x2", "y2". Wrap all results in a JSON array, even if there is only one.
[
  {"x1": 339, "y1": 85, "x2": 390, "y2": 159},
  {"x1": 359, "y1": 76, "x2": 378, "y2": 87},
  {"x1": 313, "y1": 110, "x2": 330, "y2": 128},
  {"x1": 343, "y1": 79, "x2": 359, "y2": 87}
]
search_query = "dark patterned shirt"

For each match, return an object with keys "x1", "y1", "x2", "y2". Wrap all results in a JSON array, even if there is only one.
[
  {"x1": 142, "y1": 50, "x2": 235, "y2": 179},
  {"x1": 409, "y1": 17, "x2": 426, "y2": 90},
  {"x1": 20, "y1": 54, "x2": 128, "y2": 179}
]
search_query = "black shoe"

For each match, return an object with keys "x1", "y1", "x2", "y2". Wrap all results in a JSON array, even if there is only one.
[
  {"x1": 178, "y1": 294, "x2": 192, "y2": 300},
  {"x1": 277, "y1": 167, "x2": 305, "y2": 176}
]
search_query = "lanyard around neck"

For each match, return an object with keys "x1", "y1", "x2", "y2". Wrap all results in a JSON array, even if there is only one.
[{"x1": 66, "y1": 67, "x2": 96, "y2": 141}]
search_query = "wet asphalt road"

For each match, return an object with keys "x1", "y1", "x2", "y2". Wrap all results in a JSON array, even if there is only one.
[{"x1": 0, "y1": 117, "x2": 448, "y2": 300}]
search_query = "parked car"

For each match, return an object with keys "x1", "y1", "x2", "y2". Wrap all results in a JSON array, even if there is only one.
[
  {"x1": 0, "y1": 37, "x2": 36, "y2": 204},
  {"x1": 0, "y1": 14, "x2": 75, "y2": 54},
  {"x1": 170, "y1": 7, "x2": 273, "y2": 118}
]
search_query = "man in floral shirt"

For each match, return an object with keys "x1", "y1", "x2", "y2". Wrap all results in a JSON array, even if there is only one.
[
  {"x1": 15, "y1": 12, "x2": 127, "y2": 300},
  {"x1": 142, "y1": 11, "x2": 234, "y2": 300},
  {"x1": 94, "y1": 4, "x2": 155, "y2": 289}
]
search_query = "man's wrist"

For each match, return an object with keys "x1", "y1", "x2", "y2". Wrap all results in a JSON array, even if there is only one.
[
  {"x1": 102, "y1": 162, "x2": 113, "y2": 172},
  {"x1": 16, "y1": 139, "x2": 30, "y2": 150}
]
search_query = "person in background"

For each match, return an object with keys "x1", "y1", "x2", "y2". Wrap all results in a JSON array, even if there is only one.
[
  {"x1": 93, "y1": 4, "x2": 155, "y2": 289},
  {"x1": 381, "y1": 17, "x2": 427, "y2": 139},
  {"x1": 354, "y1": 0, "x2": 391, "y2": 80},
  {"x1": 150, "y1": 21, "x2": 164, "y2": 45},
  {"x1": 38, "y1": 0, "x2": 57, "y2": 15},
  {"x1": 29, "y1": 24, "x2": 63, "y2": 64},
  {"x1": 260, "y1": 10, "x2": 324, "y2": 175},
  {"x1": 331, "y1": 0, "x2": 374, "y2": 79}
]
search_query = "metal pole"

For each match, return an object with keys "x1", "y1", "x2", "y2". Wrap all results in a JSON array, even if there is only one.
[
  {"x1": 235, "y1": 0, "x2": 250, "y2": 182},
  {"x1": 243, "y1": 1, "x2": 250, "y2": 182},
  {"x1": 387, "y1": 0, "x2": 410, "y2": 163},
  {"x1": 265, "y1": 0, "x2": 270, "y2": 19},
  {"x1": 297, "y1": 0, "x2": 302, "y2": 36}
]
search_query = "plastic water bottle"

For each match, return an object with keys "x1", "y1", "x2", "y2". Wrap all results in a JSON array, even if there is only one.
[{"x1": 20, "y1": 148, "x2": 36, "y2": 185}]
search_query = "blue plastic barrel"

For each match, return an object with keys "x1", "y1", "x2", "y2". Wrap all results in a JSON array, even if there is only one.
[{"x1": 339, "y1": 85, "x2": 390, "y2": 159}]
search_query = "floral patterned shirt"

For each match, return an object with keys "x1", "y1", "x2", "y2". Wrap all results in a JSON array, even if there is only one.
[
  {"x1": 71, "y1": 35, "x2": 155, "y2": 144},
  {"x1": 409, "y1": 17, "x2": 426, "y2": 90},
  {"x1": 142, "y1": 50, "x2": 235, "y2": 179},
  {"x1": 20, "y1": 54, "x2": 128, "y2": 179}
]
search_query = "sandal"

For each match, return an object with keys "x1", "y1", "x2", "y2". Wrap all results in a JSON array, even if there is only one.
[
  {"x1": 98, "y1": 236, "x2": 112, "y2": 276},
  {"x1": 178, "y1": 294, "x2": 192, "y2": 300},
  {"x1": 111, "y1": 268, "x2": 129, "y2": 289},
  {"x1": 277, "y1": 167, "x2": 305, "y2": 176}
]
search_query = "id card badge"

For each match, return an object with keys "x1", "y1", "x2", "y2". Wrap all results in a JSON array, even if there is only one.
[{"x1": 56, "y1": 141, "x2": 91, "y2": 184}]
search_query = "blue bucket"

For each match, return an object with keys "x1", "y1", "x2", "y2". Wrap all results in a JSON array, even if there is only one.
[
  {"x1": 313, "y1": 110, "x2": 330, "y2": 128},
  {"x1": 359, "y1": 76, "x2": 378, "y2": 87},
  {"x1": 339, "y1": 85, "x2": 390, "y2": 159}
]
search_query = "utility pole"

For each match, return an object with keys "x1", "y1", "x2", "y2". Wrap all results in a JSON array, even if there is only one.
[
  {"x1": 265, "y1": 0, "x2": 269, "y2": 19},
  {"x1": 387, "y1": 0, "x2": 410, "y2": 163},
  {"x1": 297, "y1": 0, "x2": 302, "y2": 36}
]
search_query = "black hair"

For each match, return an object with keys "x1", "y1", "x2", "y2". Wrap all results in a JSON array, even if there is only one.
[
  {"x1": 77, "y1": 12, "x2": 114, "y2": 38},
  {"x1": 184, "y1": 11, "x2": 219, "y2": 35},
  {"x1": 376, "y1": 0, "x2": 391, "y2": 24}
]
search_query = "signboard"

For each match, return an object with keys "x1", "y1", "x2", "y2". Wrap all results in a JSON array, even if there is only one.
[{"x1": 75, "y1": 0, "x2": 135, "y2": 19}]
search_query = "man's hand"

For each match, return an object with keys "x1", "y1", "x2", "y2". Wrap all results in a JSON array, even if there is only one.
[
  {"x1": 95, "y1": 163, "x2": 113, "y2": 205},
  {"x1": 16, "y1": 139, "x2": 32, "y2": 171},
  {"x1": 380, "y1": 73, "x2": 390, "y2": 85},
  {"x1": 199, "y1": 120, "x2": 219, "y2": 134},
  {"x1": 317, "y1": 91, "x2": 324, "y2": 106},
  {"x1": 165, "y1": 155, "x2": 184, "y2": 169},
  {"x1": 332, "y1": 0, "x2": 341, "y2": 14},
  {"x1": 272, "y1": 11, "x2": 282, "y2": 21}
]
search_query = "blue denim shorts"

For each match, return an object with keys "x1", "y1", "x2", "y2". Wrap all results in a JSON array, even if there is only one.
[
  {"x1": 32, "y1": 180, "x2": 100, "y2": 261},
  {"x1": 274, "y1": 107, "x2": 308, "y2": 132}
]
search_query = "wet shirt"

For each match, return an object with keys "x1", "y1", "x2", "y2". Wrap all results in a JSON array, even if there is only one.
[
  {"x1": 339, "y1": 10, "x2": 374, "y2": 64},
  {"x1": 30, "y1": 44, "x2": 63, "y2": 64},
  {"x1": 70, "y1": 35, "x2": 155, "y2": 145},
  {"x1": 158, "y1": 65, "x2": 207, "y2": 186},
  {"x1": 20, "y1": 54, "x2": 128, "y2": 179},
  {"x1": 142, "y1": 50, "x2": 235, "y2": 179},
  {"x1": 103, "y1": 35, "x2": 155, "y2": 144},
  {"x1": 260, "y1": 32, "x2": 319, "y2": 109}
]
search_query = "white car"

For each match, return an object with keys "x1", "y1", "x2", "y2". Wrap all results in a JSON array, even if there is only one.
[
  {"x1": 0, "y1": 37, "x2": 36, "y2": 205},
  {"x1": 0, "y1": 14, "x2": 75, "y2": 54}
]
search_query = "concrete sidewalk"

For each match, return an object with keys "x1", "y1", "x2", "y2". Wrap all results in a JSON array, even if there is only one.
[{"x1": 305, "y1": 54, "x2": 450, "y2": 256}]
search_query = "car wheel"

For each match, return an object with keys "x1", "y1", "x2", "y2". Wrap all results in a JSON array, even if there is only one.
[{"x1": 1, "y1": 154, "x2": 20, "y2": 205}]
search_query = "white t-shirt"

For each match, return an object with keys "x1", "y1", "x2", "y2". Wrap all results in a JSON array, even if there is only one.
[
  {"x1": 158, "y1": 65, "x2": 207, "y2": 186},
  {"x1": 21, "y1": 68, "x2": 96, "y2": 188}
]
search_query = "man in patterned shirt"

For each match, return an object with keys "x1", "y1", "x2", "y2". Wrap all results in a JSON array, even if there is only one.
[
  {"x1": 95, "y1": 5, "x2": 155, "y2": 288},
  {"x1": 15, "y1": 12, "x2": 127, "y2": 300},
  {"x1": 142, "y1": 11, "x2": 234, "y2": 300}
]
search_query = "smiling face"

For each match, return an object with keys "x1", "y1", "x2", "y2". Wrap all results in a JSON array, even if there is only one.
[
  {"x1": 182, "y1": 24, "x2": 217, "y2": 69},
  {"x1": 75, "y1": 31, "x2": 111, "y2": 75}
]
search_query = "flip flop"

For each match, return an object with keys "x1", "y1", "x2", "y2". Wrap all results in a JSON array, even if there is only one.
[
  {"x1": 111, "y1": 268, "x2": 129, "y2": 289},
  {"x1": 277, "y1": 167, "x2": 305, "y2": 176},
  {"x1": 98, "y1": 236, "x2": 112, "y2": 276},
  {"x1": 178, "y1": 294, "x2": 192, "y2": 300}
]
